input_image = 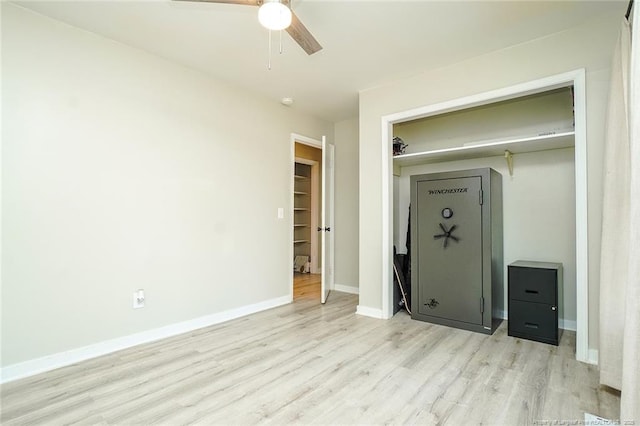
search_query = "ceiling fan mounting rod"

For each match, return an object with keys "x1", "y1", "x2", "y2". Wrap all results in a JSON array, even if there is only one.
[{"x1": 258, "y1": 0, "x2": 291, "y2": 7}]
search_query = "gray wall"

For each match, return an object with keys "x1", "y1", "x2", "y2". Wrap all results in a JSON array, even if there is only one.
[
  {"x1": 1, "y1": 4, "x2": 332, "y2": 367},
  {"x1": 334, "y1": 118, "x2": 359, "y2": 290}
]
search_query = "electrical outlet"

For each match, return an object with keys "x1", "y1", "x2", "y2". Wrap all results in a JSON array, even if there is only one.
[
  {"x1": 277, "y1": 207, "x2": 284, "y2": 219},
  {"x1": 133, "y1": 289, "x2": 145, "y2": 309}
]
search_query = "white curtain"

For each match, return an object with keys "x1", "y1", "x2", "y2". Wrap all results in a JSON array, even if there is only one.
[
  {"x1": 599, "y1": 18, "x2": 630, "y2": 391},
  {"x1": 599, "y1": 10, "x2": 640, "y2": 422},
  {"x1": 621, "y1": 5, "x2": 640, "y2": 421}
]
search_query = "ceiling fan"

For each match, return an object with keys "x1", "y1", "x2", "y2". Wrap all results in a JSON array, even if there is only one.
[{"x1": 174, "y1": 0, "x2": 322, "y2": 55}]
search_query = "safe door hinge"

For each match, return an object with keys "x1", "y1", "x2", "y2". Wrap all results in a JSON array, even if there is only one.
[
  {"x1": 480, "y1": 297, "x2": 485, "y2": 313},
  {"x1": 479, "y1": 190, "x2": 484, "y2": 205}
]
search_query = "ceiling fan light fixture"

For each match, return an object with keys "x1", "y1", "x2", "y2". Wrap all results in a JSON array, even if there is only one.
[{"x1": 258, "y1": 0, "x2": 292, "y2": 31}]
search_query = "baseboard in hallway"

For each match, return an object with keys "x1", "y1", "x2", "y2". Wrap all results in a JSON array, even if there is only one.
[{"x1": 334, "y1": 283, "x2": 359, "y2": 294}]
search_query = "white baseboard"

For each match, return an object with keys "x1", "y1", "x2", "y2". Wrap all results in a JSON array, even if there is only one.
[
  {"x1": 334, "y1": 283, "x2": 359, "y2": 295},
  {"x1": 559, "y1": 319, "x2": 577, "y2": 332},
  {"x1": 356, "y1": 305, "x2": 384, "y2": 319},
  {"x1": 0, "y1": 295, "x2": 292, "y2": 384}
]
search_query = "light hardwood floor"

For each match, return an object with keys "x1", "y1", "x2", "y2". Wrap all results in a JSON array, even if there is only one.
[
  {"x1": 1, "y1": 291, "x2": 619, "y2": 425},
  {"x1": 293, "y1": 273, "x2": 320, "y2": 301}
]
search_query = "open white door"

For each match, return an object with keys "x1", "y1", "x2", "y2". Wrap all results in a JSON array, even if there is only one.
[{"x1": 321, "y1": 136, "x2": 335, "y2": 304}]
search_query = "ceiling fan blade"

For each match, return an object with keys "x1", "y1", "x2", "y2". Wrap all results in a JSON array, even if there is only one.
[
  {"x1": 286, "y1": 10, "x2": 322, "y2": 55},
  {"x1": 172, "y1": 0, "x2": 260, "y2": 5}
]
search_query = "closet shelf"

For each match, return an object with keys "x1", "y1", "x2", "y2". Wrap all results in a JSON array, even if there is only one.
[
  {"x1": 293, "y1": 240, "x2": 309, "y2": 244},
  {"x1": 294, "y1": 224, "x2": 309, "y2": 227},
  {"x1": 393, "y1": 131, "x2": 575, "y2": 167},
  {"x1": 294, "y1": 191, "x2": 308, "y2": 195},
  {"x1": 294, "y1": 174, "x2": 309, "y2": 180},
  {"x1": 294, "y1": 208, "x2": 309, "y2": 211}
]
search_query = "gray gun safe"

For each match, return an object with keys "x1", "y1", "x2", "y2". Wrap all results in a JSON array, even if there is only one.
[{"x1": 410, "y1": 168, "x2": 503, "y2": 334}]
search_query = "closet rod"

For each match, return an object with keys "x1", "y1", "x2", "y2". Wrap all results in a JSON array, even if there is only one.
[{"x1": 626, "y1": 0, "x2": 634, "y2": 20}]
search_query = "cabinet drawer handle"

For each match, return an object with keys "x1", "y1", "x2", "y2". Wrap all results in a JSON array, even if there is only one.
[
  {"x1": 524, "y1": 322, "x2": 539, "y2": 329},
  {"x1": 525, "y1": 289, "x2": 539, "y2": 294}
]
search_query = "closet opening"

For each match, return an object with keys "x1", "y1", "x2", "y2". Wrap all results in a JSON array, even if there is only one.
[{"x1": 381, "y1": 70, "x2": 589, "y2": 362}]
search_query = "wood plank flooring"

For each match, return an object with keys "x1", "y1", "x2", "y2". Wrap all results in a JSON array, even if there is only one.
[
  {"x1": 1, "y1": 291, "x2": 620, "y2": 425},
  {"x1": 293, "y1": 273, "x2": 320, "y2": 301}
]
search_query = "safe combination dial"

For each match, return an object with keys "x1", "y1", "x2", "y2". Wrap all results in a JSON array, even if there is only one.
[{"x1": 433, "y1": 223, "x2": 459, "y2": 249}]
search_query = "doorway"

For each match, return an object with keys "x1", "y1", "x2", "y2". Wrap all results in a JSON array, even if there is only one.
[
  {"x1": 292, "y1": 139, "x2": 322, "y2": 302},
  {"x1": 290, "y1": 133, "x2": 335, "y2": 304}
]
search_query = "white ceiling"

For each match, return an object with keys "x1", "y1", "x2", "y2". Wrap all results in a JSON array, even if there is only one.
[{"x1": 15, "y1": 0, "x2": 626, "y2": 122}]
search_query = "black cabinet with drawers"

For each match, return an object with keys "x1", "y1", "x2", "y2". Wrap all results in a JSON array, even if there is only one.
[{"x1": 508, "y1": 261, "x2": 563, "y2": 345}]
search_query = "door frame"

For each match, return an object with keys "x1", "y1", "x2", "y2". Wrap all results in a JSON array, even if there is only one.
[
  {"x1": 380, "y1": 69, "x2": 590, "y2": 363},
  {"x1": 290, "y1": 133, "x2": 322, "y2": 298}
]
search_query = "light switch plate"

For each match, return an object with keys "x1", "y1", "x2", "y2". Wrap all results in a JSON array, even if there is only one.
[{"x1": 133, "y1": 289, "x2": 145, "y2": 309}]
